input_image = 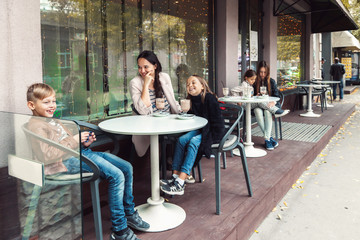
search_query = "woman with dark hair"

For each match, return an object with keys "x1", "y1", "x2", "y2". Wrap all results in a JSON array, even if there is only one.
[
  {"x1": 129, "y1": 50, "x2": 181, "y2": 157},
  {"x1": 254, "y1": 61, "x2": 288, "y2": 150}
]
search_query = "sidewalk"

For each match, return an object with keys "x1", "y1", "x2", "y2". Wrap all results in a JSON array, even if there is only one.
[{"x1": 249, "y1": 88, "x2": 360, "y2": 240}]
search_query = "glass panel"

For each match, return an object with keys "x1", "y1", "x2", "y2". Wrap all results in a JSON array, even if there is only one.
[
  {"x1": 41, "y1": 0, "x2": 213, "y2": 120},
  {"x1": 277, "y1": 14, "x2": 303, "y2": 90},
  {"x1": 0, "y1": 112, "x2": 82, "y2": 239}
]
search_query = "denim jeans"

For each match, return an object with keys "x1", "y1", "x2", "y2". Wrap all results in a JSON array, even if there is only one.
[
  {"x1": 63, "y1": 148, "x2": 134, "y2": 232},
  {"x1": 332, "y1": 80, "x2": 344, "y2": 100},
  {"x1": 172, "y1": 130, "x2": 202, "y2": 175},
  {"x1": 254, "y1": 108, "x2": 273, "y2": 140}
]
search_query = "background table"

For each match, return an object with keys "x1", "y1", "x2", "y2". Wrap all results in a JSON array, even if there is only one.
[
  {"x1": 99, "y1": 114, "x2": 207, "y2": 232},
  {"x1": 218, "y1": 96, "x2": 279, "y2": 158},
  {"x1": 296, "y1": 84, "x2": 328, "y2": 117},
  {"x1": 311, "y1": 80, "x2": 340, "y2": 108}
]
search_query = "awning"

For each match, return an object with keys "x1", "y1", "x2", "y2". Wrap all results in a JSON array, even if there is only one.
[
  {"x1": 332, "y1": 31, "x2": 360, "y2": 51},
  {"x1": 274, "y1": 0, "x2": 358, "y2": 33}
]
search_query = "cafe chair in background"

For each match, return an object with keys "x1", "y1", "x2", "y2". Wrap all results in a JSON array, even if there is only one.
[
  {"x1": 21, "y1": 121, "x2": 104, "y2": 240},
  {"x1": 211, "y1": 103, "x2": 252, "y2": 215},
  {"x1": 273, "y1": 91, "x2": 285, "y2": 142}
]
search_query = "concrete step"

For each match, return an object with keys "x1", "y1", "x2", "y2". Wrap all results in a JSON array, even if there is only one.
[{"x1": 344, "y1": 86, "x2": 357, "y2": 94}]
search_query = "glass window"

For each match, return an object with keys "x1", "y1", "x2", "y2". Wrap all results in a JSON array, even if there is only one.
[
  {"x1": 41, "y1": 0, "x2": 213, "y2": 121},
  {"x1": 277, "y1": 14, "x2": 304, "y2": 90}
]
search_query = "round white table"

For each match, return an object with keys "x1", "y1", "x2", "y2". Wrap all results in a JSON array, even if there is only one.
[
  {"x1": 311, "y1": 80, "x2": 340, "y2": 108},
  {"x1": 99, "y1": 114, "x2": 207, "y2": 232},
  {"x1": 218, "y1": 96, "x2": 279, "y2": 158},
  {"x1": 296, "y1": 83, "x2": 329, "y2": 117}
]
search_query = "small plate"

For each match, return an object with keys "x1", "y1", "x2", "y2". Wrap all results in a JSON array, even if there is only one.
[
  {"x1": 177, "y1": 114, "x2": 194, "y2": 120},
  {"x1": 153, "y1": 112, "x2": 170, "y2": 117}
]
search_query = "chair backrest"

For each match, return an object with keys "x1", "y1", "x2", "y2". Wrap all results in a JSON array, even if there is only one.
[
  {"x1": 279, "y1": 91, "x2": 284, "y2": 108},
  {"x1": 130, "y1": 103, "x2": 140, "y2": 115},
  {"x1": 22, "y1": 121, "x2": 100, "y2": 183},
  {"x1": 217, "y1": 103, "x2": 244, "y2": 150}
]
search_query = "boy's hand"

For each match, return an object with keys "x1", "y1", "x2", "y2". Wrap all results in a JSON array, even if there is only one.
[{"x1": 81, "y1": 131, "x2": 97, "y2": 147}]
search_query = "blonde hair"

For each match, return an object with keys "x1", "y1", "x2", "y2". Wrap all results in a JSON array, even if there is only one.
[
  {"x1": 186, "y1": 75, "x2": 216, "y2": 103},
  {"x1": 27, "y1": 83, "x2": 55, "y2": 102}
]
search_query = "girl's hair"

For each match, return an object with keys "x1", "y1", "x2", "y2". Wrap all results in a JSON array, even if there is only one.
[
  {"x1": 137, "y1": 50, "x2": 163, "y2": 98},
  {"x1": 256, "y1": 60, "x2": 272, "y2": 96},
  {"x1": 186, "y1": 75, "x2": 216, "y2": 103},
  {"x1": 27, "y1": 83, "x2": 55, "y2": 102},
  {"x1": 244, "y1": 69, "x2": 256, "y2": 80}
]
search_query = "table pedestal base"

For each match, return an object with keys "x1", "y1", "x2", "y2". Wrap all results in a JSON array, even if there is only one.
[
  {"x1": 136, "y1": 197, "x2": 186, "y2": 232},
  {"x1": 233, "y1": 142, "x2": 267, "y2": 158},
  {"x1": 317, "y1": 103, "x2": 334, "y2": 108},
  {"x1": 300, "y1": 111, "x2": 321, "y2": 117}
]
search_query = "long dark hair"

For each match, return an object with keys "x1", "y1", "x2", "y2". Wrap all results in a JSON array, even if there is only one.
[
  {"x1": 256, "y1": 60, "x2": 272, "y2": 96},
  {"x1": 137, "y1": 50, "x2": 163, "y2": 98},
  {"x1": 244, "y1": 69, "x2": 256, "y2": 80}
]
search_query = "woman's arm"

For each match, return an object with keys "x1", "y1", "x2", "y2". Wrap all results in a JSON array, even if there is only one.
[{"x1": 129, "y1": 77, "x2": 153, "y2": 115}]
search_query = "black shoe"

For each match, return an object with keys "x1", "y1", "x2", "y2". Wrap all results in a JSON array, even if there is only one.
[
  {"x1": 126, "y1": 210, "x2": 150, "y2": 231},
  {"x1": 160, "y1": 180, "x2": 185, "y2": 195},
  {"x1": 160, "y1": 176, "x2": 176, "y2": 186},
  {"x1": 110, "y1": 228, "x2": 140, "y2": 240}
]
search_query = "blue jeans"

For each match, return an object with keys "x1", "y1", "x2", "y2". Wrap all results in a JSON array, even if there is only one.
[
  {"x1": 332, "y1": 80, "x2": 344, "y2": 100},
  {"x1": 254, "y1": 108, "x2": 273, "y2": 140},
  {"x1": 172, "y1": 130, "x2": 202, "y2": 175},
  {"x1": 63, "y1": 148, "x2": 134, "y2": 232}
]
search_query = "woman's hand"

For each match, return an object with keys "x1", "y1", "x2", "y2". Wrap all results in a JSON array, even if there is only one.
[
  {"x1": 267, "y1": 101, "x2": 276, "y2": 108},
  {"x1": 143, "y1": 72, "x2": 154, "y2": 88}
]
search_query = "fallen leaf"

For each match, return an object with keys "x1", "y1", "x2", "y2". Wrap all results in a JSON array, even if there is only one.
[
  {"x1": 276, "y1": 214, "x2": 282, "y2": 220},
  {"x1": 254, "y1": 230, "x2": 259, "y2": 233},
  {"x1": 283, "y1": 201, "x2": 288, "y2": 207}
]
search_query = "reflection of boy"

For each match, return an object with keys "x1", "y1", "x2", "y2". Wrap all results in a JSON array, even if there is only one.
[{"x1": 26, "y1": 83, "x2": 149, "y2": 240}]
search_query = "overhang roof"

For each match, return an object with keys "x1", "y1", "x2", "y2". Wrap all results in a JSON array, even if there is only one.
[
  {"x1": 274, "y1": 0, "x2": 358, "y2": 33},
  {"x1": 332, "y1": 31, "x2": 360, "y2": 51}
]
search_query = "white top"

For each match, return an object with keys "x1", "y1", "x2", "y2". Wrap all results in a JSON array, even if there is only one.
[
  {"x1": 218, "y1": 96, "x2": 279, "y2": 104},
  {"x1": 99, "y1": 114, "x2": 208, "y2": 135}
]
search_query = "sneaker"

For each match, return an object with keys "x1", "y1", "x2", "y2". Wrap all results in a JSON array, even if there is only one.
[
  {"x1": 265, "y1": 140, "x2": 274, "y2": 150},
  {"x1": 274, "y1": 109, "x2": 290, "y2": 118},
  {"x1": 160, "y1": 180, "x2": 185, "y2": 195},
  {"x1": 126, "y1": 210, "x2": 150, "y2": 231},
  {"x1": 160, "y1": 176, "x2": 176, "y2": 186},
  {"x1": 185, "y1": 175, "x2": 195, "y2": 184},
  {"x1": 270, "y1": 137, "x2": 279, "y2": 148},
  {"x1": 110, "y1": 228, "x2": 140, "y2": 240}
]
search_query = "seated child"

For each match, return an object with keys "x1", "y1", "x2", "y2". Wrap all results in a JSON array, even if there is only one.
[
  {"x1": 26, "y1": 83, "x2": 149, "y2": 240},
  {"x1": 236, "y1": 69, "x2": 289, "y2": 118},
  {"x1": 160, "y1": 75, "x2": 225, "y2": 195}
]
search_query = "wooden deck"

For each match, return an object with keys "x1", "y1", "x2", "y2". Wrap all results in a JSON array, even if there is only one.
[{"x1": 83, "y1": 102, "x2": 355, "y2": 240}]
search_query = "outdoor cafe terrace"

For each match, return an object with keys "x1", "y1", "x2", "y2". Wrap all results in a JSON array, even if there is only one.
[{"x1": 82, "y1": 98, "x2": 355, "y2": 240}]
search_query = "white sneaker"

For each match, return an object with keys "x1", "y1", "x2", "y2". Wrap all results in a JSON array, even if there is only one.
[
  {"x1": 185, "y1": 175, "x2": 196, "y2": 184},
  {"x1": 274, "y1": 109, "x2": 290, "y2": 118}
]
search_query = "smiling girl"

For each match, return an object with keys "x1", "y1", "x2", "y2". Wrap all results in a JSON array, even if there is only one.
[{"x1": 160, "y1": 75, "x2": 225, "y2": 195}]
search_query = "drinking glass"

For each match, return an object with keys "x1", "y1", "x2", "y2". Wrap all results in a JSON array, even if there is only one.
[
  {"x1": 222, "y1": 87, "x2": 229, "y2": 97},
  {"x1": 155, "y1": 98, "x2": 165, "y2": 113},
  {"x1": 260, "y1": 86, "x2": 267, "y2": 96},
  {"x1": 180, "y1": 99, "x2": 190, "y2": 116}
]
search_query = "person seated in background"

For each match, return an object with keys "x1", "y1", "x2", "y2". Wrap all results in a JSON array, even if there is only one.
[{"x1": 26, "y1": 83, "x2": 149, "y2": 240}]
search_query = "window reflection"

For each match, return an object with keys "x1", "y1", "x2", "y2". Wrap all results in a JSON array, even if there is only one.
[
  {"x1": 277, "y1": 14, "x2": 303, "y2": 90},
  {"x1": 41, "y1": 0, "x2": 212, "y2": 120}
]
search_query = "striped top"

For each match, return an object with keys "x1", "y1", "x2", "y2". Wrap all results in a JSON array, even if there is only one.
[{"x1": 149, "y1": 89, "x2": 171, "y2": 113}]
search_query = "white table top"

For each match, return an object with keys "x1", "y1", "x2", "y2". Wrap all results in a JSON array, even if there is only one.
[
  {"x1": 311, "y1": 80, "x2": 340, "y2": 84},
  {"x1": 218, "y1": 96, "x2": 279, "y2": 103},
  {"x1": 99, "y1": 114, "x2": 208, "y2": 135},
  {"x1": 296, "y1": 83, "x2": 329, "y2": 88}
]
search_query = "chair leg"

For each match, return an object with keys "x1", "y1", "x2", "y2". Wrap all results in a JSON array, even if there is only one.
[
  {"x1": 90, "y1": 179, "x2": 103, "y2": 240},
  {"x1": 192, "y1": 167, "x2": 196, "y2": 180},
  {"x1": 279, "y1": 117, "x2": 283, "y2": 140},
  {"x1": 237, "y1": 144, "x2": 252, "y2": 197},
  {"x1": 22, "y1": 185, "x2": 42, "y2": 240},
  {"x1": 274, "y1": 117, "x2": 279, "y2": 142},
  {"x1": 215, "y1": 152, "x2": 222, "y2": 215},
  {"x1": 197, "y1": 161, "x2": 203, "y2": 183},
  {"x1": 242, "y1": 114, "x2": 246, "y2": 140},
  {"x1": 222, "y1": 152, "x2": 227, "y2": 169}
]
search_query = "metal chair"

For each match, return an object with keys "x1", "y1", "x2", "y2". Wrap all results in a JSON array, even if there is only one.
[
  {"x1": 211, "y1": 103, "x2": 252, "y2": 215},
  {"x1": 22, "y1": 121, "x2": 104, "y2": 240},
  {"x1": 273, "y1": 91, "x2": 285, "y2": 141}
]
